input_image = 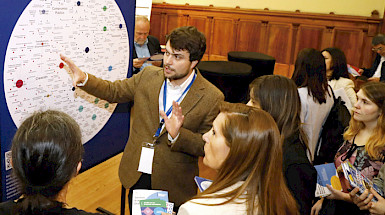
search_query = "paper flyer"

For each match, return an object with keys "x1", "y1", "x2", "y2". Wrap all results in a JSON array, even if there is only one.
[
  {"x1": 314, "y1": 163, "x2": 342, "y2": 197},
  {"x1": 132, "y1": 190, "x2": 169, "y2": 215},
  {"x1": 139, "y1": 199, "x2": 167, "y2": 215},
  {"x1": 341, "y1": 161, "x2": 384, "y2": 201}
]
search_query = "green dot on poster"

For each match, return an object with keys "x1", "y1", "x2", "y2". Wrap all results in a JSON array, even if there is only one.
[
  {"x1": 94, "y1": 98, "x2": 99, "y2": 104},
  {"x1": 103, "y1": 6, "x2": 107, "y2": 11},
  {"x1": 105, "y1": 103, "x2": 109, "y2": 108},
  {"x1": 92, "y1": 114, "x2": 97, "y2": 120}
]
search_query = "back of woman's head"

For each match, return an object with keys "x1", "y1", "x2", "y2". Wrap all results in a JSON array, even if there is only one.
[
  {"x1": 322, "y1": 47, "x2": 349, "y2": 80},
  {"x1": 200, "y1": 102, "x2": 298, "y2": 215},
  {"x1": 292, "y1": 48, "x2": 329, "y2": 103},
  {"x1": 11, "y1": 110, "x2": 83, "y2": 214},
  {"x1": 249, "y1": 75, "x2": 303, "y2": 140}
]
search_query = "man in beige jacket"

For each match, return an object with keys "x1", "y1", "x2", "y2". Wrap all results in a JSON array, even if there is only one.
[{"x1": 60, "y1": 26, "x2": 224, "y2": 213}]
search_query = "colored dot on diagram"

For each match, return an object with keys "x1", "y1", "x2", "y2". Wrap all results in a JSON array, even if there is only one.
[{"x1": 16, "y1": 80, "x2": 23, "y2": 88}]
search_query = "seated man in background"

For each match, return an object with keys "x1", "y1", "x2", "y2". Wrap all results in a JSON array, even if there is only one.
[
  {"x1": 358, "y1": 34, "x2": 385, "y2": 82},
  {"x1": 133, "y1": 15, "x2": 162, "y2": 74}
]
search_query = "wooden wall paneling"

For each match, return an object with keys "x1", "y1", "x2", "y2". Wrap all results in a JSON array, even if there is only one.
[
  {"x1": 294, "y1": 25, "x2": 325, "y2": 59},
  {"x1": 233, "y1": 19, "x2": 240, "y2": 51},
  {"x1": 187, "y1": 15, "x2": 213, "y2": 60},
  {"x1": 259, "y1": 21, "x2": 270, "y2": 54},
  {"x1": 209, "y1": 18, "x2": 236, "y2": 60},
  {"x1": 165, "y1": 13, "x2": 179, "y2": 38},
  {"x1": 180, "y1": 14, "x2": 189, "y2": 26},
  {"x1": 289, "y1": 23, "x2": 300, "y2": 64},
  {"x1": 332, "y1": 28, "x2": 364, "y2": 67},
  {"x1": 151, "y1": 3, "x2": 382, "y2": 67},
  {"x1": 320, "y1": 26, "x2": 335, "y2": 50},
  {"x1": 361, "y1": 35, "x2": 376, "y2": 68},
  {"x1": 150, "y1": 12, "x2": 163, "y2": 41},
  {"x1": 235, "y1": 20, "x2": 263, "y2": 53},
  {"x1": 266, "y1": 22, "x2": 293, "y2": 64}
]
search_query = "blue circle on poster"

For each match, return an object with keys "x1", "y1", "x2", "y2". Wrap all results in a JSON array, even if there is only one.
[{"x1": 154, "y1": 207, "x2": 166, "y2": 215}]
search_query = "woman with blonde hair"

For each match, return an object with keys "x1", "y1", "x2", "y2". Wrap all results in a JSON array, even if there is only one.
[
  {"x1": 248, "y1": 75, "x2": 317, "y2": 215},
  {"x1": 311, "y1": 82, "x2": 385, "y2": 215},
  {"x1": 178, "y1": 102, "x2": 299, "y2": 215}
]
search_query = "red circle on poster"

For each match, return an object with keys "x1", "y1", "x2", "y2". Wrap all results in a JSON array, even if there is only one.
[{"x1": 16, "y1": 80, "x2": 23, "y2": 88}]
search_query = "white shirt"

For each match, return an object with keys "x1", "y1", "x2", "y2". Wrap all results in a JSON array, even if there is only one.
[
  {"x1": 158, "y1": 71, "x2": 196, "y2": 141},
  {"x1": 178, "y1": 181, "x2": 255, "y2": 215},
  {"x1": 373, "y1": 56, "x2": 385, "y2": 78},
  {"x1": 298, "y1": 87, "x2": 334, "y2": 161}
]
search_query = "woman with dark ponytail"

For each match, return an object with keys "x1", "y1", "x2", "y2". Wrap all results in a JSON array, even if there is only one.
[{"x1": 0, "y1": 110, "x2": 101, "y2": 215}]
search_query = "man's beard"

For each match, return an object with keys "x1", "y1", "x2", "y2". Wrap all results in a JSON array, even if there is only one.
[{"x1": 164, "y1": 65, "x2": 189, "y2": 81}]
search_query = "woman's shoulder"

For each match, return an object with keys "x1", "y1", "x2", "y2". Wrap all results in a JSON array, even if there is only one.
[
  {"x1": 179, "y1": 197, "x2": 250, "y2": 215},
  {"x1": 283, "y1": 137, "x2": 309, "y2": 163},
  {"x1": 331, "y1": 77, "x2": 354, "y2": 87},
  {"x1": 178, "y1": 182, "x2": 251, "y2": 215},
  {"x1": 297, "y1": 87, "x2": 308, "y2": 95}
]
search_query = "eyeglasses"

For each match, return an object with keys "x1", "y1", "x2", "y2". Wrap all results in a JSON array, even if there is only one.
[{"x1": 372, "y1": 46, "x2": 384, "y2": 52}]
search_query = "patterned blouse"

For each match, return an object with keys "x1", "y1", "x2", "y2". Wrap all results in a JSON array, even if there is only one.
[{"x1": 334, "y1": 137, "x2": 385, "y2": 181}]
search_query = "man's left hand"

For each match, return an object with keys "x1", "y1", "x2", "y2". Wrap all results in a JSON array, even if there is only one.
[{"x1": 160, "y1": 101, "x2": 184, "y2": 139}]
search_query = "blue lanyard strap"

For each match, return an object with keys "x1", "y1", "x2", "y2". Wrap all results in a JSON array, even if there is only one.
[{"x1": 154, "y1": 73, "x2": 196, "y2": 138}]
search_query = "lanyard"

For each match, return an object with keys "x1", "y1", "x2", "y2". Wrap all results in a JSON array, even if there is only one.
[{"x1": 154, "y1": 73, "x2": 196, "y2": 138}]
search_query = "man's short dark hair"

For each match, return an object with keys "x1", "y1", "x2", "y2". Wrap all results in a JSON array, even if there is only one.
[
  {"x1": 372, "y1": 34, "x2": 385, "y2": 46},
  {"x1": 166, "y1": 26, "x2": 206, "y2": 62}
]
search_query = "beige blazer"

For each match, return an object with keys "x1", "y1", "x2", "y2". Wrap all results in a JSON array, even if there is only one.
[
  {"x1": 81, "y1": 66, "x2": 224, "y2": 206},
  {"x1": 329, "y1": 77, "x2": 357, "y2": 107}
]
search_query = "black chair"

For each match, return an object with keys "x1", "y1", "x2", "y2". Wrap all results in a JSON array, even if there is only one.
[
  {"x1": 197, "y1": 61, "x2": 252, "y2": 103},
  {"x1": 228, "y1": 51, "x2": 276, "y2": 80}
]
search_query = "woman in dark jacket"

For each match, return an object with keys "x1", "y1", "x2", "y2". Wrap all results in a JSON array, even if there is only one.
[{"x1": 248, "y1": 75, "x2": 317, "y2": 215}]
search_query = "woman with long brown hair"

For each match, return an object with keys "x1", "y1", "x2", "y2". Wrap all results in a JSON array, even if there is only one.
[
  {"x1": 178, "y1": 102, "x2": 299, "y2": 215},
  {"x1": 291, "y1": 48, "x2": 334, "y2": 161},
  {"x1": 248, "y1": 75, "x2": 317, "y2": 215}
]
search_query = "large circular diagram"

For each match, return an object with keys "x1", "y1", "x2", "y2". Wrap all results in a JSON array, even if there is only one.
[{"x1": 3, "y1": 0, "x2": 129, "y2": 144}]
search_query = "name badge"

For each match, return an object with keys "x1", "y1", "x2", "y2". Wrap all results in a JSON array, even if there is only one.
[{"x1": 138, "y1": 142, "x2": 155, "y2": 174}]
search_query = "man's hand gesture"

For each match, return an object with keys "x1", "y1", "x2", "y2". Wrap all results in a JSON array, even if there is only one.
[
  {"x1": 160, "y1": 101, "x2": 184, "y2": 139},
  {"x1": 60, "y1": 54, "x2": 87, "y2": 87}
]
